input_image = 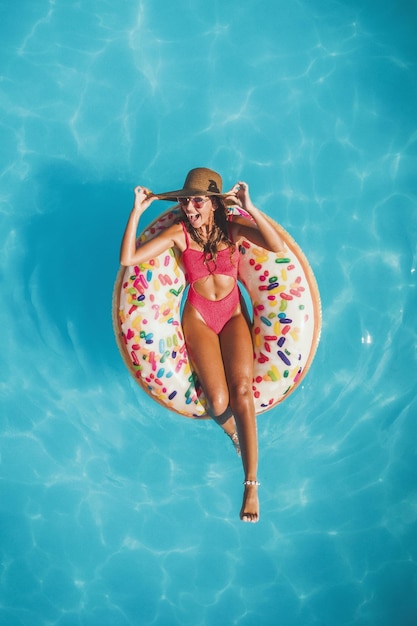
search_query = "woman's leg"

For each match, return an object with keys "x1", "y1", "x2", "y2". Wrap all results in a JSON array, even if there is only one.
[
  {"x1": 182, "y1": 308, "x2": 237, "y2": 437},
  {"x1": 220, "y1": 314, "x2": 259, "y2": 522},
  {"x1": 183, "y1": 305, "x2": 259, "y2": 522}
]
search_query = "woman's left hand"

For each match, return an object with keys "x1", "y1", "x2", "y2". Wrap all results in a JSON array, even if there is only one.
[{"x1": 224, "y1": 181, "x2": 253, "y2": 210}]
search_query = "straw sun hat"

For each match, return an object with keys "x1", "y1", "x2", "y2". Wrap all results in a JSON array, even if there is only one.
[{"x1": 156, "y1": 167, "x2": 224, "y2": 201}]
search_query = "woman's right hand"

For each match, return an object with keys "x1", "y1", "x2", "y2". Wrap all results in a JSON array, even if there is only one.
[
  {"x1": 133, "y1": 186, "x2": 156, "y2": 212},
  {"x1": 120, "y1": 186, "x2": 157, "y2": 265}
]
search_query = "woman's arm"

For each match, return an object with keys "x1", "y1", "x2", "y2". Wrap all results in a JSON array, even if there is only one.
[
  {"x1": 226, "y1": 182, "x2": 286, "y2": 252},
  {"x1": 120, "y1": 186, "x2": 181, "y2": 266}
]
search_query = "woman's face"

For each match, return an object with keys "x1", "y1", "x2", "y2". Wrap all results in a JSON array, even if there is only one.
[{"x1": 178, "y1": 196, "x2": 215, "y2": 228}]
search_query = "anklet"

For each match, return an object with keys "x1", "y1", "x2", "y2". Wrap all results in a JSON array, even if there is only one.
[{"x1": 243, "y1": 480, "x2": 260, "y2": 486}]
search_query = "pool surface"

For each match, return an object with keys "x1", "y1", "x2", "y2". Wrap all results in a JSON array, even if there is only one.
[{"x1": 1, "y1": 1, "x2": 416, "y2": 625}]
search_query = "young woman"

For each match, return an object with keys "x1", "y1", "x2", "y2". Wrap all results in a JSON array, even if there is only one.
[{"x1": 120, "y1": 168, "x2": 284, "y2": 522}]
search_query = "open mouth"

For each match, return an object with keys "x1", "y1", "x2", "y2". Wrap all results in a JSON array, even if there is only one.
[{"x1": 186, "y1": 212, "x2": 201, "y2": 225}]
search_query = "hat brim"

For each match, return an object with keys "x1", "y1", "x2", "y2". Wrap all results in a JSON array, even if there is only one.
[
  {"x1": 155, "y1": 192, "x2": 237, "y2": 208},
  {"x1": 155, "y1": 188, "x2": 224, "y2": 201}
]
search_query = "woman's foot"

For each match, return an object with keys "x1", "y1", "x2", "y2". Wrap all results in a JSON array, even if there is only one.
[
  {"x1": 240, "y1": 480, "x2": 260, "y2": 523},
  {"x1": 217, "y1": 414, "x2": 241, "y2": 456},
  {"x1": 226, "y1": 431, "x2": 241, "y2": 456}
]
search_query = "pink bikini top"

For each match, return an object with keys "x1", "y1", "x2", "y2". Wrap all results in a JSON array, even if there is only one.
[{"x1": 181, "y1": 221, "x2": 239, "y2": 284}]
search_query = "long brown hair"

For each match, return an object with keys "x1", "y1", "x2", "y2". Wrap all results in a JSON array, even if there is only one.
[{"x1": 181, "y1": 197, "x2": 236, "y2": 264}]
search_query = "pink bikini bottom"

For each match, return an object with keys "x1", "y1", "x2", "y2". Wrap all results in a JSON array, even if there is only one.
[{"x1": 187, "y1": 283, "x2": 240, "y2": 334}]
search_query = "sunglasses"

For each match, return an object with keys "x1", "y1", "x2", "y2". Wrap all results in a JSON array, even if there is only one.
[{"x1": 177, "y1": 197, "x2": 208, "y2": 208}]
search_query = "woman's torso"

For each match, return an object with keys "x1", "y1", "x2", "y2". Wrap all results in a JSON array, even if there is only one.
[{"x1": 180, "y1": 221, "x2": 239, "y2": 301}]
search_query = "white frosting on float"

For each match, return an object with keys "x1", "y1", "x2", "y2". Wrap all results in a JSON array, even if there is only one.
[{"x1": 113, "y1": 207, "x2": 321, "y2": 418}]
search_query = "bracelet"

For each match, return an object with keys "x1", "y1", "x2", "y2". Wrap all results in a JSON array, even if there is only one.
[{"x1": 243, "y1": 480, "x2": 260, "y2": 486}]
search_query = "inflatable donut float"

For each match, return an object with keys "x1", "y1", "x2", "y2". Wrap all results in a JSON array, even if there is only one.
[{"x1": 113, "y1": 206, "x2": 321, "y2": 418}]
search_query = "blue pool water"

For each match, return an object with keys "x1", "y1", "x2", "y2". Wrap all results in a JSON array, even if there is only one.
[{"x1": 1, "y1": 1, "x2": 416, "y2": 624}]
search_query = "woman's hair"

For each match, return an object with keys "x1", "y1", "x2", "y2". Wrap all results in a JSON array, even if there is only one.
[{"x1": 181, "y1": 197, "x2": 236, "y2": 264}]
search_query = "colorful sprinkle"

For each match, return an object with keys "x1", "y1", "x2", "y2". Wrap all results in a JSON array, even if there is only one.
[{"x1": 278, "y1": 351, "x2": 291, "y2": 366}]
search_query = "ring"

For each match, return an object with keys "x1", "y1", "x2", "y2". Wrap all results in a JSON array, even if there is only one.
[{"x1": 113, "y1": 206, "x2": 322, "y2": 417}]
